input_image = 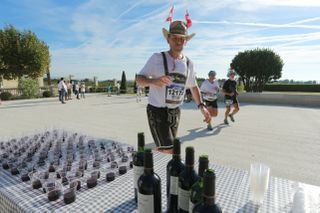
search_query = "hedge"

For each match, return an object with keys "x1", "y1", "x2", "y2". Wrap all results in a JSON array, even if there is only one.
[
  {"x1": 0, "y1": 92, "x2": 12, "y2": 100},
  {"x1": 43, "y1": 91, "x2": 52, "y2": 97},
  {"x1": 264, "y1": 84, "x2": 320, "y2": 92}
]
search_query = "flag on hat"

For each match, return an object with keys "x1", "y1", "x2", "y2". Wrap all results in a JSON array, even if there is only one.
[
  {"x1": 166, "y1": 6, "x2": 174, "y2": 22},
  {"x1": 185, "y1": 10, "x2": 192, "y2": 28}
]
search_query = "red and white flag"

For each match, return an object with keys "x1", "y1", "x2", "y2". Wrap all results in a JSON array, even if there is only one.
[
  {"x1": 185, "y1": 10, "x2": 192, "y2": 28},
  {"x1": 166, "y1": 6, "x2": 174, "y2": 22}
]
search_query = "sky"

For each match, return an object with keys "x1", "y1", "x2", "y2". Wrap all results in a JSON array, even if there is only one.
[{"x1": 0, "y1": 0, "x2": 320, "y2": 81}]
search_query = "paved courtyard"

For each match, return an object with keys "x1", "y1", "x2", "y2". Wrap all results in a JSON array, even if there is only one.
[{"x1": 0, "y1": 94, "x2": 319, "y2": 186}]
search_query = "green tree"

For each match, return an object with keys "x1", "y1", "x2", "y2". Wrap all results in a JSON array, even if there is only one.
[
  {"x1": 120, "y1": 70, "x2": 127, "y2": 94},
  {"x1": 231, "y1": 48, "x2": 284, "y2": 92},
  {"x1": 18, "y1": 78, "x2": 39, "y2": 98},
  {"x1": 0, "y1": 25, "x2": 50, "y2": 80}
]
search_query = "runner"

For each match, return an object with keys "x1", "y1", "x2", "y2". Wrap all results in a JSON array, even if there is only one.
[
  {"x1": 222, "y1": 68, "x2": 239, "y2": 125},
  {"x1": 200, "y1": 70, "x2": 220, "y2": 130},
  {"x1": 136, "y1": 20, "x2": 211, "y2": 154}
]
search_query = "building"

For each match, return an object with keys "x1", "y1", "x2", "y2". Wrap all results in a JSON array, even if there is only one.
[{"x1": 0, "y1": 77, "x2": 44, "y2": 89}]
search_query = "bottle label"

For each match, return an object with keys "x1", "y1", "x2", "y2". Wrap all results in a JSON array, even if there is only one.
[
  {"x1": 138, "y1": 193, "x2": 154, "y2": 213},
  {"x1": 178, "y1": 187, "x2": 191, "y2": 211},
  {"x1": 170, "y1": 176, "x2": 179, "y2": 195},
  {"x1": 189, "y1": 199, "x2": 194, "y2": 213},
  {"x1": 133, "y1": 165, "x2": 144, "y2": 189}
]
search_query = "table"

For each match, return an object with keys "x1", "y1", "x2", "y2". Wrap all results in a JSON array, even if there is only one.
[{"x1": 1, "y1": 152, "x2": 320, "y2": 212}]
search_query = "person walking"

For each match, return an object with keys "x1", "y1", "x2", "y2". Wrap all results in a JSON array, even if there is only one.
[
  {"x1": 222, "y1": 69, "x2": 239, "y2": 124},
  {"x1": 75, "y1": 82, "x2": 80, "y2": 99},
  {"x1": 107, "y1": 85, "x2": 112, "y2": 97},
  {"x1": 136, "y1": 86, "x2": 142, "y2": 102},
  {"x1": 136, "y1": 20, "x2": 211, "y2": 154},
  {"x1": 58, "y1": 78, "x2": 67, "y2": 104},
  {"x1": 200, "y1": 70, "x2": 220, "y2": 130},
  {"x1": 116, "y1": 82, "x2": 120, "y2": 95},
  {"x1": 80, "y1": 82, "x2": 85, "y2": 99},
  {"x1": 67, "y1": 81, "x2": 72, "y2": 100}
]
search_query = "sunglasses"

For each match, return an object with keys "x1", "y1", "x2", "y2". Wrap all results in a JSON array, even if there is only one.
[{"x1": 169, "y1": 35, "x2": 187, "y2": 42}]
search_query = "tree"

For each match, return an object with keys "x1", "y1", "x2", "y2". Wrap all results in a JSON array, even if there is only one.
[
  {"x1": 18, "y1": 78, "x2": 39, "y2": 98},
  {"x1": 231, "y1": 48, "x2": 284, "y2": 92},
  {"x1": 0, "y1": 25, "x2": 50, "y2": 80},
  {"x1": 120, "y1": 70, "x2": 127, "y2": 94}
]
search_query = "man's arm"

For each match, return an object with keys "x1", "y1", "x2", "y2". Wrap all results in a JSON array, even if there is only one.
[
  {"x1": 222, "y1": 89, "x2": 234, "y2": 96},
  {"x1": 190, "y1": 86, "x2": 211, "y2": 123},
  {"x1": 136, "y1": 75, "x2": 172, "y2": 88}
]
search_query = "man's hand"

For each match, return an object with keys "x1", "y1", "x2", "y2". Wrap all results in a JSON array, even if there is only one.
[
  {"x1": 200, "y1": 106, "x2": 211, "y2": 123},
  {"x1": 152, "y1": 76, "x2": 172, "y2": 87}
]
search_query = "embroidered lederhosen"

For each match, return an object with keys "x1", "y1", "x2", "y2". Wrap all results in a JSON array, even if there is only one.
[{"x1": 147, "y1": 52, "x2": 189, "y2": 149}]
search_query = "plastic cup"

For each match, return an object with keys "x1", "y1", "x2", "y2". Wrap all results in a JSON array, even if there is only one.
[
  {"x1": 30, "y1": 172, "x2": 42, "y2": 189},
  {"x1": 64, "y1": 181, "x2": 78, "y2": 204},
  {"x1": 249, "y1": 163, "x2": 270, "y2": 204},
  {"x1": 19, "y1": 169, "x2": 30, "y2": 182},
  {"x1": 86, "y1": 176, "x2": 97, "y2": 188},
  {"x1": 46, "y1": 181, "x2": 62, "y2": 202}
]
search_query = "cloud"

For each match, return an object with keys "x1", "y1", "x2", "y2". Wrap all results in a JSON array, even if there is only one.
[{"x1": 44, "y1": 0, "x2": 320, "y2": 81}]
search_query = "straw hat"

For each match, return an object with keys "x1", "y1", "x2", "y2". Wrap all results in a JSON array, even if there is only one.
[{"x1": 162, "y1": 20, "x2": 195, "y2": 41}]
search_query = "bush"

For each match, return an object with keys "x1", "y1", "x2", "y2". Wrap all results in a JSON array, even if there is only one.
[
  {"x1": 237, "y1": 83, "x2": 245, "y2": 92},
  {"x1": 0, "y1": 91, "x2": 12, "y2": 100},
  {"x1": 264, "y1": 84, "x2": 320, "y2": 92},
  {"x1": 18, "y1": 78, "x2": 39, "y2": 98},
  {"x1": 42, "y1": 91, "x2": 52, "y2": 97}
]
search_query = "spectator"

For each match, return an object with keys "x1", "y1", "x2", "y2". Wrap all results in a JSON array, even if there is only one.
[
  {"x1": 80, "y1": 82, "x2": 85, "y2": 99},
  {"x1": 136, "y1": 86, "x2": 142, "y2": 102},
  {"x1": 107, "y1": 85, "x2": 112, "y2": 97},
  {"x1": 58, "y1": 78, "x2": 67, "y2": 104},
  {"x1": 116, "y1": 82, "x2": 120, "y2": 95},
  {"x1": 67, "y1": 81, "x2": 72, "y2": 100},
  {"x1": 75, "y1": 82, "x2": 80, "y2": 99}
]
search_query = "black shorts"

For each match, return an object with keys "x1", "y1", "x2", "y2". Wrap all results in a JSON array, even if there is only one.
[
  {"x1": 225, "y1": 95, "x2": 238, "y2": 105},
  {"x1": 146, "y1": 104, "x2": 180, "y2": 150},
  {"x1": 204, "y1": 99, "x2": 218, "y2": 108}
]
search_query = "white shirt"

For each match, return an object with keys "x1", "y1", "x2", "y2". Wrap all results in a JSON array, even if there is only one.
[
  {"x1": 200, "y1": 79, "x2": 219, "y2": 101},
  {"x1": 81, "y1": 85, "x2": 85, "y2": 92},
  {"x1": 58, "y1": 81, "x2": 67, "y2": 91},
  {"x1": 139, "y1": 52, "x2": 197, "y2": 108}
]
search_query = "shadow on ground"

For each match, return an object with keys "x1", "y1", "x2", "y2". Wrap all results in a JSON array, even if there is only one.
[
  {"x1": 181, "y1": 101, "x2": 252, "y2": 110},
  {"x1": 179, "y1": 123, "x2": 229, "y2": 143},
  {"x1": 145, "y1": 123, "x2": 228, "y2": 149}
]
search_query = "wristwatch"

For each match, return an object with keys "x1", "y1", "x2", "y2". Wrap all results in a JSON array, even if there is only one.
[{"x1": 197, "y1": 103, "x2": 206, "y2": 109}]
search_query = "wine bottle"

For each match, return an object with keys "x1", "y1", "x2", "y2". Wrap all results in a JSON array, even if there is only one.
[
  {"x1": 133, "y1": 132, "x2": 145, "y2": 203},
  {"x1": 178, "y1": 146, "x2": 199, "y2": 213},
  {"x1": 192, "y1": 169, "x2": 222, "y2": 213},
  {"x1": 189, "y1": 155, "x2": 209, "y2": 212},
  {"x1": 138, "y1": 149, "x2": 162, "y2": 213},
  {"x1": 167, "y1": 138, "x2": 185, "y2": 212}
]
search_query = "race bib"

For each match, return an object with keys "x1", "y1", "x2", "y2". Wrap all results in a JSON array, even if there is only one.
[
  {"x1": 165, "y1": 73, "x2": 187, "y2": 106},
  {"x1": 225, "y1": 99, "x2": 233, "y2": 106},
  {"x1": 203, "y1": 93, "x2": 217, "y2": 101}
]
